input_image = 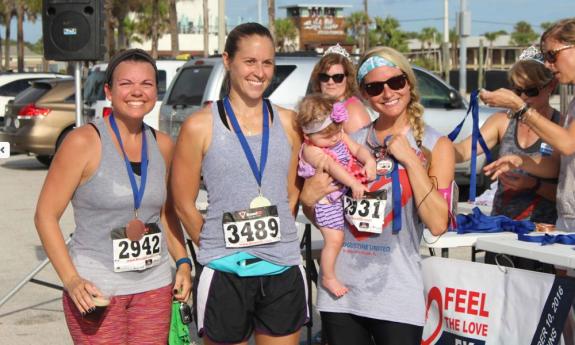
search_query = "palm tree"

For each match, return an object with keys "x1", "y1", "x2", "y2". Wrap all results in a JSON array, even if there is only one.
[
  {"x1": 169, "y1": 0, "x2": 178, "y2": 56},
  {"x1": 511, "y1": 21, "x2": 538, "y2": 46},
  {"x1": 104, "y1": 0, "x2": 116, "y2": 59},
  {"x1": 419, "y1": 27, "x2": 438, "y2": 57},
  {"x1": 268, "y1": 0, "x2": 275, "y2": 41},
  {"x1": 150, "y1": 0, "x2": 160, "y2": 58},
  {"x1": 370, "y1": 16, "x2": 408, "y2": 52},
  {"x1": 449, "y1": 28, "x2": 459, "y2": 69},
  {"x1": 483, "y1": 30, "x2": 506, "y2": 68},
  {"x1": 2, "y1": 0, "x2": 15, "y2": 71},
  {"x1": 15, "y1": 0, "x2": 41, "y2": 72},
  {"x1": 123, "y1": 17, "x2": 144, "y2": 46},
  {"x1": 345, "y1": 11, "x2": 369, "y2": 53},
  {"x1": 274, "y1": 18, "x2": 297, "y2": 52}
]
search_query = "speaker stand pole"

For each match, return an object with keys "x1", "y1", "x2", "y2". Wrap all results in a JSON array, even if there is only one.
[
  {"x1": 74, "y1": 61, "x2": 83, "y2": 128},
  {"x1": 0, "y1": 236, "x2": 72, "y2": 309}
]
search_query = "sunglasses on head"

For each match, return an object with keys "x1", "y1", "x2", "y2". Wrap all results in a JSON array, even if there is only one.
[
  {"x1": 362, "y1": 74, "x2": 408, "y2": 97},
  {"x1": 318, "y1": 73, "x2": 346, "y2": 83},
  {"x1": 543, "y1": 44, "x2": 575, "y2": 63}
]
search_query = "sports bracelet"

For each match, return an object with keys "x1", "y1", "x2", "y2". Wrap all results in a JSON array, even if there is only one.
[
  {"x1": 509, "y1": 103, "x2": 530, "y2": 120},
  {"x1": 175, "y1": 257, "x2": 192, "y2": 269}
]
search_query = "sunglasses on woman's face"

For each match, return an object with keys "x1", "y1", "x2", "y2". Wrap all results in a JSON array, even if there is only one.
[
  {"x1": 363, "y1": 74, "x2": 408, "y2": 97},
  {"x1": 318, "y1": 73, "x2": 346, "y2": 83},
  {"x1": 512, "y1": 80, "x2": 551, "y2": 98},
  {"x1": 543, "y1": 44, "x2": 575, "y2": 63}
]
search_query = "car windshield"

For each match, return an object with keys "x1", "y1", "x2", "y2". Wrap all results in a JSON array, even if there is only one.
[
  {"x1": 166, "y1": 65, "x2": 213, "y2": 107},
  {"x1": 83, "y1": 70, "x2": 106, "y2": 103}
]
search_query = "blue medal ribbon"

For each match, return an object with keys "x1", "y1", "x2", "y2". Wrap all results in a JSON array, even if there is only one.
[
  {"x1": 223, "y1": 97, "x2": 269, "y2": 190},
  {"x1": 383, "y1": 135, "x2": 402, "y2": 233},
  {"x1": 109, "y1": 114, "x2": 148, "y2": 212},
  {"x1": 518, "y1": 233, "x2": 575, "y2": 246},
  {"x1": 448, "y1": 90, "x2": 492, "y2": 201}
]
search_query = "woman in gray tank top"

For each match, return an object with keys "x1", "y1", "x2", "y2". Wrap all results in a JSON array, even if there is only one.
[
  {"x1": 171, "y1": 23, "x2": 308, "y2": 345},
  {"x1": 456, "y1": 56, "x2": 560, "y2": 226},
  {"x1": 35, "y1": 49, "x2": 191, "y2": 344},
  {"x1": 482, "y1": 18, "x2": 575, "y2": 234}
]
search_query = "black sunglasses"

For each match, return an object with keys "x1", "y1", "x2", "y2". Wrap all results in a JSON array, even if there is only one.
[
  {"x1": 363, "y1": 74, "x2": 408, "y2": 97},
  {"x1": 318, "y1": 73, "x2": 346, "y2": 83},
  {"x1": 512, "y1": 80, "x2": 551, "y2": 98},
  {"x1": 543, "y1": 45, "x2": 574, "y2": 63}
]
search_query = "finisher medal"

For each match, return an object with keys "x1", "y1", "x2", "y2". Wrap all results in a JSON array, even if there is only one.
[
  {"x1": 250, "y1": 195, "x2": 272, "y2": 208},
  {"x1": 126, "y1": 210, "x2": 147, "y2": 241}
]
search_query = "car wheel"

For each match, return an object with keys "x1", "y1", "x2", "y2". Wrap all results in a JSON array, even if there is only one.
[{"x1": 36, "y1": 155, "x2": 52, "y2": 166}]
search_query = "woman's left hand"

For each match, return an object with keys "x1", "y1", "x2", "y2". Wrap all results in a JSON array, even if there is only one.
[
  {"x1": 498, "y1": 172, "x2": 538, "y2": 191},
  {"x1": 479, "y1": 88, "x2": 524, "y2": 111},
  {"x1": 172, "y1": 264, "x2": 192, "y2": 302}
]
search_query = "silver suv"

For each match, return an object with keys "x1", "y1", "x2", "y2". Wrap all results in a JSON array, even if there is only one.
[{"x1": 159, "y1": 55, "x2": 496, "y2": 184}]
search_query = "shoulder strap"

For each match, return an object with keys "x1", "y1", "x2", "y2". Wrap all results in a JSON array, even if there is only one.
[
  {"x1": 264, "y1": 99, "x2": 274, "y2": 123},
  {"x1": 216, "y1": 100, "x2": 229, "y2": 130},
  {"x1": 88, "y1": 122, "x2": 100, "y2": 138},
  {"x1": 216, "y1": 99, "x2": 275, "y2": 131},
  {"x1": 148, "y1": 125, "x2": 157, "y2": 141}
]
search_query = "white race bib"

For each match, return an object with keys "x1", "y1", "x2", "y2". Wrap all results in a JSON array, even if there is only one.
[
  {"x1": 111, "y1": 223, "x2": 162, "y2": 272},
  {"x1": 344, "y1": 190, "x2": 387, "y2": 234},
  {"x1": 223, "y1": 205, "x2": 281, "y2": 248}
]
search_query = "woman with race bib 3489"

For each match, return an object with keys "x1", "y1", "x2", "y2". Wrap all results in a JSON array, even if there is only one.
[{"x1": 170, "y1": 23, "x2": 308, "y2": 345}]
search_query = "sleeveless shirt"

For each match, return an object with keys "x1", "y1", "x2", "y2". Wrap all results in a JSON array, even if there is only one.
[
  {"x1": 557, "y1": 98, "x2": 575, "y2": 225},
  {"x1": 491, "y1": 109, "x2": 560, "y2": 224},
  {"x1": 69, "y1": 118, "x2": 172, "y2": 295},
  {"x1": 197, "y1": 102, "x2": 301, "y2": 266},
  {"x1": 317, "y1": 124, "x2": 442, "y2": 327}
]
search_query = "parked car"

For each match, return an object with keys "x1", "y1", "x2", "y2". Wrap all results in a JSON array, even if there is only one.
[
  {"x1": 0, "y1": 72, "x2": 69, "y2": 126},
  {"x1": 159, "y1": 55, "x2": 496, "y2": 185},
  {"x1": 0, "y1": 78, "x2": 75, "y2": 166},
  {"x1": 83, "y1": 60, "x2": 186, "y2": 129}
]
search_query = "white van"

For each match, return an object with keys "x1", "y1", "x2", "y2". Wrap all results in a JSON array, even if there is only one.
[{"x1": 83, "y1": 60, "x2": 185, "y2": 129}]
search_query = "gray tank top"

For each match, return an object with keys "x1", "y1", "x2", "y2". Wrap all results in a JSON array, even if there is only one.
[
  {"x1": 198, "y1": 102, "x2": 301, "y2": 266},
  {"x1": 557, "y1": 98, "x2": 575, "y2": 222},
  {"x1": 491, "y1": 110, "x2": 560, "y2": 224},
  {"x1": 69, "y1": 118, "x2": 172, "y2": 296},
  {"x1": 317, "y1": 124, "x2": 442, "y2": 327}
]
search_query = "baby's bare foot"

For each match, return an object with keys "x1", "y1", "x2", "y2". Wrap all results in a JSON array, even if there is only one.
[{"x1": 322, "y1": 277, "x2": 348, "y2": 297}]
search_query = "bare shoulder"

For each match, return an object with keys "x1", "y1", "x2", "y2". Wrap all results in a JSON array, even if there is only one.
[
  {"x1": 275, "y1": 106, "x2": 301, "y2": 146},
  {"x1": 180, "y1": 107, "x2": 213, "y2": 136},
  {"x1": 154, "y1": 130, "x2": 175, "y2": 160},
  {"x1": 61, "y1": 124, "x2": 100, "y2": 155},
  {"x1": 432, "y1": 136, "x2": 455, "y2": 157},
  {"x1": 52, "y1": 124, "x2": 101, "y2": 181}
]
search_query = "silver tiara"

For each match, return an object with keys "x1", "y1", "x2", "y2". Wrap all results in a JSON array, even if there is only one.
[
  {"x1": 519, "y1": 45, "x2": 544, "y2": 64},
  {"x1": 324, "y1": 43, "x2": 351, "y2": 60}
]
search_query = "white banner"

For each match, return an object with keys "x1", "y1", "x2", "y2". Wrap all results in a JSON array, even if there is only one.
[{"x1": 422, "y1": 257, "x2": 575, "y2": 345}]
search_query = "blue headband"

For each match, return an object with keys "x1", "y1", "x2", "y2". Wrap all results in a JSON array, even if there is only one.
[{"x1": 357, "y1": 56, "x2": 397, "y2": 84}]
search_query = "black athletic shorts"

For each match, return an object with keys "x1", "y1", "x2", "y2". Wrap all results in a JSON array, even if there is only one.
[{"x1": 193, "y1": 264, "x2": 309, "y2": 343}]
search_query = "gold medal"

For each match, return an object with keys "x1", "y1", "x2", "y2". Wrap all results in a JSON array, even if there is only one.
[{"x1": 250, "y1": 195, "x2": 272, "y2": 208}]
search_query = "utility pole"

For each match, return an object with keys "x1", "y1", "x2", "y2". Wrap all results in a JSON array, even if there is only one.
[
  {"x1": 203, "y1": 0, "x2": 209, "y2": 57},
  {"x1": 363, "y1": 0, "x2": 369, "y2": 53},
  {"x1": 478, "y1": 38, "x2": 484, "y2": 89},
  {"x1": 218, "y1": 0, "x2": 226, "y2": 54},
  {"x1": 442, "y1": 0, "x2": 450, "y2": 83},
  {"x1": 458, "y1": 0, "x2": 470, "y2": 96},
  {"x1": 268, "y1": 0, "x2": 275, "y2": 40},
  {"x1": 258, "y1": 0, "x2": 262, "y2": 24}
]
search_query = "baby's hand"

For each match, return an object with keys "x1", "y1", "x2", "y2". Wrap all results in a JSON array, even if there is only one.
[
  {"x1": 363, "y1": 159, "x2": 377, "y2": 181},
  {"x1": 351, "y1": 182, "x2": 368, "y2": 199}
]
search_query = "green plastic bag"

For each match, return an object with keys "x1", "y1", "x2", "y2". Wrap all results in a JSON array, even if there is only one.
[{"x1": 168, "y1": 301, "x2": 191, "y2": 345}]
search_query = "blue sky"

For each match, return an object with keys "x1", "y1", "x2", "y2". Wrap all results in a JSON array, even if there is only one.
[{"x1": 9, "y1": 0, "x2": 575, "y2": 44}]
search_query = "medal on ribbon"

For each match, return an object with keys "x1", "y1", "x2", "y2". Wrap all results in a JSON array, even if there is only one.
[
  {"x1": 223, "y1": 97, "x2": 271, "y2": 208},
  {"x1": 109, "y1": 114, "x2": 149, "y2": 241}
]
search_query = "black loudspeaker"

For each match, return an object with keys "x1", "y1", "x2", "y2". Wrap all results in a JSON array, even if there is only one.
[{"x1": 42, "y1": 0, "x2": 105, "y2": 61}]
